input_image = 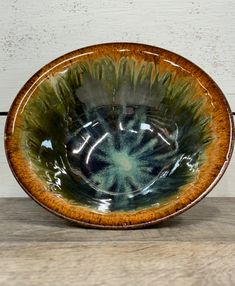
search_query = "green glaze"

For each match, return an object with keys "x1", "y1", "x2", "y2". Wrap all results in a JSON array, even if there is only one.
[{"x1": 22, "y1": 57, "x2": 212, "y2": 212}]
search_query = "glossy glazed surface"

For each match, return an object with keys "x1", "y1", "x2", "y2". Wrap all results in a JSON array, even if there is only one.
[
  {"x1": 5, "y1": 43, "x2": 234, "y2": 228},
  {"x1": 22, "y1": 56, "x2": 212, "y2": 212}
]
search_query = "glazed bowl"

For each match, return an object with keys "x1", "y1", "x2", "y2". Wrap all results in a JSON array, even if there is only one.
[{"x1": 5, "y1": 43, "x2": 234, "y2": 229}]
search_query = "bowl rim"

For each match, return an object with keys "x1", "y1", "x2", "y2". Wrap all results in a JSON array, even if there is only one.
[{"x1": 4, "y1": 42, "x2": 235, "y2": 229}]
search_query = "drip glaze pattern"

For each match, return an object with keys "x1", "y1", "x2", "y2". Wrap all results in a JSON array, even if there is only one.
[{"x1": 22, "y1": 56, "x2": 211, "y2": 212}]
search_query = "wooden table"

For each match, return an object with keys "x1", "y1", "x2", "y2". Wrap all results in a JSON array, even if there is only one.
[{"x1": 0, "y1": 198, "x2": 234, "y2": 286}]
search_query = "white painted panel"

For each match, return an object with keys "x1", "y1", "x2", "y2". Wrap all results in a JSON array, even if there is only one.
[
  {"x1": 0, "y1": 0, "x2": 235, "y2": 111},
  {"x1": 0, "y1": 117, "x2": 26, "y2": 197},
  {"x1": 0, "y1": 117, "x2": 234, "y2": 197}
]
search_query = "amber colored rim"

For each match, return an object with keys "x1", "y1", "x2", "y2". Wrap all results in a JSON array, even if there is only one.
[{"x1": 4, "y1": 42, "x2": 235, "y2": 229}]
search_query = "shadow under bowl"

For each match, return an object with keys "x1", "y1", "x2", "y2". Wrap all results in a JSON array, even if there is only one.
[{"x1": 5, "y1": 43, "x2": 234, "y2": 229}]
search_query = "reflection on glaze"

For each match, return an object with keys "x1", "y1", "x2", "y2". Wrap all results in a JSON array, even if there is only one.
[
  {"x1": 22, "y1": 56, "x2": 212, "y2": 212},
  {"x1": 67, "y1": 106, "x2": 179, "y2": 196}
]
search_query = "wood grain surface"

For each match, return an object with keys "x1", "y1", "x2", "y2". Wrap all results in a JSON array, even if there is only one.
[{"x1": 0, "y1": 198, "x2": 234, "y2": 286}]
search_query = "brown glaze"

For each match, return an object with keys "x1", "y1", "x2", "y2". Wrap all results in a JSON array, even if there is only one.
[{"x1": 4, "y1": 43, "x2": 234, "y2": 229}]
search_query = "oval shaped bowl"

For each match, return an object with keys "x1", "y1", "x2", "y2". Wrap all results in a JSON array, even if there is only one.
[{"x1": 5, "y1": 43, "x2": 234, "y2": 229}]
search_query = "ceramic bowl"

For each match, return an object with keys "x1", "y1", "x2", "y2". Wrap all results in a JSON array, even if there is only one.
[{"x1": 5, "y1": 43, "x2": 234, "y2": 229}]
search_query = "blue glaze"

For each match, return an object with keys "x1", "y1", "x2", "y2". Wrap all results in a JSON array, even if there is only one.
[{"x1": 66, "y1": 106, "x2": 179, "y2": 198}]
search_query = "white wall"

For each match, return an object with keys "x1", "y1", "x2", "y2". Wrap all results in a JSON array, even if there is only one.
[{"x1": 0, "y1": 0, "x2": 234, "y2": 197}]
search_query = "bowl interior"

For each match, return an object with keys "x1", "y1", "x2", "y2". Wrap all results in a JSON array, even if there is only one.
[
  {"x1": 5, "y1": 43, "x2": 233, "y2": 227},
  {"x1": 22, "y1": 54, "x2": 212, "y2": 212}
]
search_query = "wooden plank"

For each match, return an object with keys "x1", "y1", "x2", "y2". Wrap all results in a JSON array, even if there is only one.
[
  {"x1": 0, "y1": 0, "x2": 235, "y2": 111},
  {"x1": 1, "y1": 116, "x2": 234, "y2": 197},
  {"x1": 0, "y1": 198, "x2": 234, "y2": 286},
  {"x1": 0, "y1": 241, "x2": 234, "y2": 286},
  {"x1": 0, "y1": 198, "x2": 234, "y2": 243}
]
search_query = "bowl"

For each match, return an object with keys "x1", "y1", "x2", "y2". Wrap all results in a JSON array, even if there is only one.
[{"x1": 5, "y1": 43, "x2": 234, "y2": 229}]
